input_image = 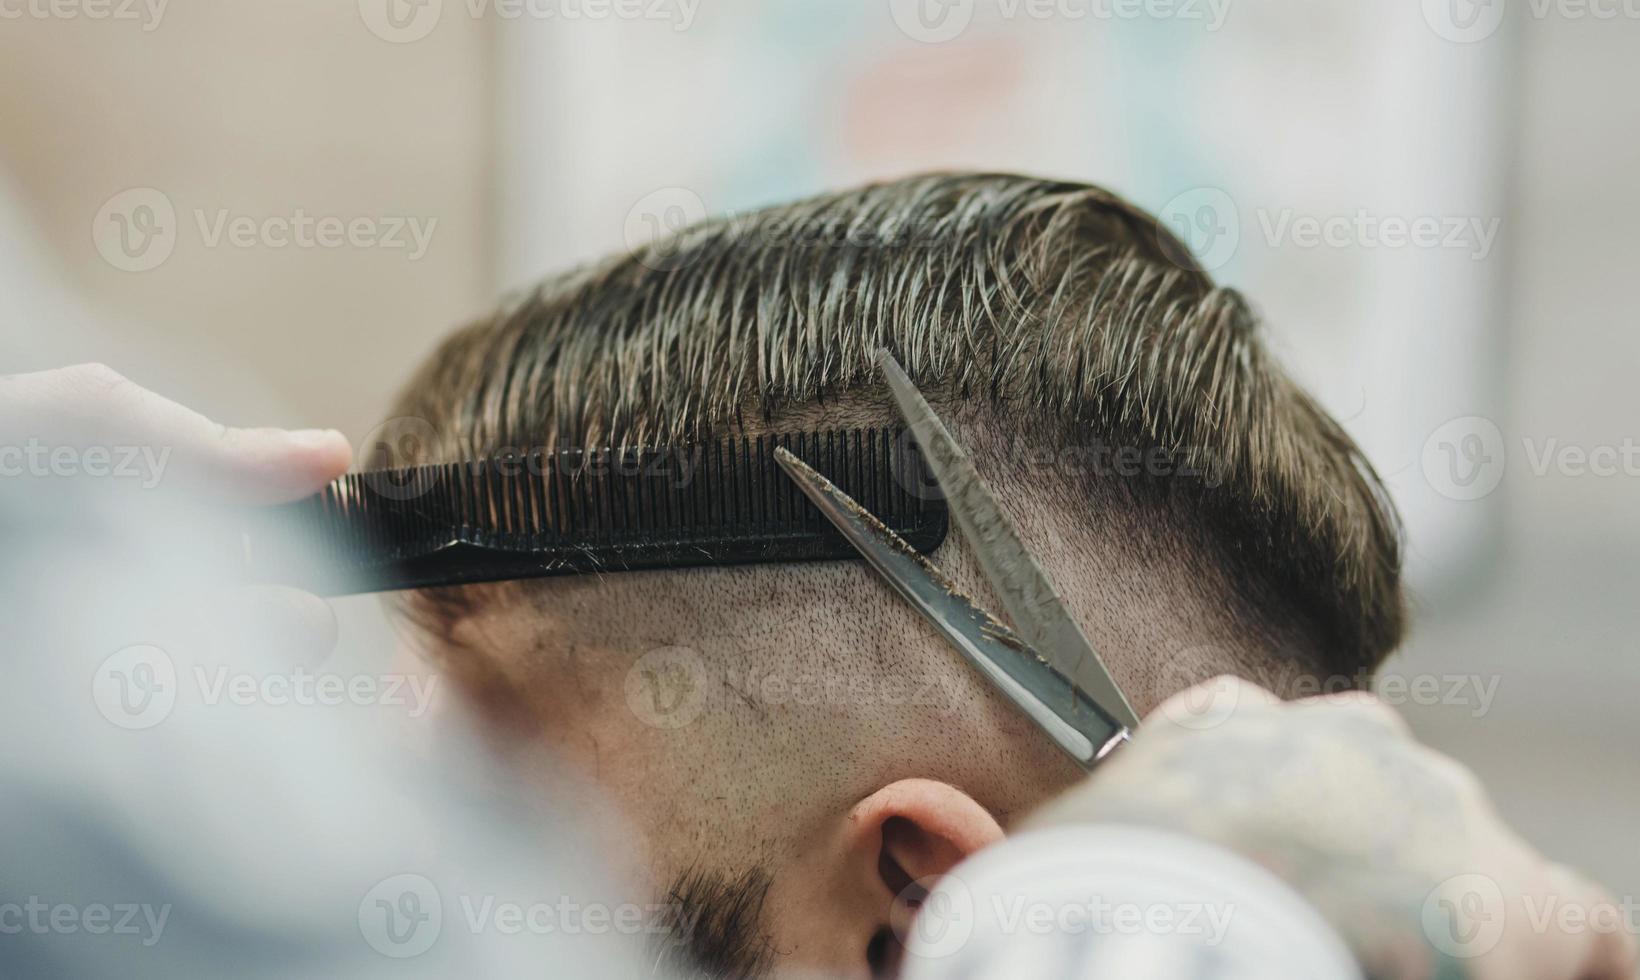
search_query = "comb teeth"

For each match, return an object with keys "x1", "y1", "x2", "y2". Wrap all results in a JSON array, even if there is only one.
[{"x1": 245, "y1": 427, "x2": 948, "y2": 595}]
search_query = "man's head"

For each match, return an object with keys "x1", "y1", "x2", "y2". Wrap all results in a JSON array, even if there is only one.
[{"x1": 388, "y1": 173, "x2": 1404, "y2": 978}]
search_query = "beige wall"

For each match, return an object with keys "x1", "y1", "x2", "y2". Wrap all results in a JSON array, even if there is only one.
[
  {"x1": 1396, "y1": 13, "x2": 1640, "y2": 895},
  {"x1": 0, "y1": 0, "x2": 494, "y2": 438}
]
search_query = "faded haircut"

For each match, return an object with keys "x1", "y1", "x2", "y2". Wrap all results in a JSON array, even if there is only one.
[{"x1": 389, "y1": 171, "x2": 1404, "y2": 682}]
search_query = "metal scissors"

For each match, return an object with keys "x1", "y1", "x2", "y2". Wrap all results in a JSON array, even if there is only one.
[{"x1": 774, "y1": 350, "x2": 1139, "y2": 771}]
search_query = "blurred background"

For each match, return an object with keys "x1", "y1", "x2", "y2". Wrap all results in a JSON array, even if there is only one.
[{"x1": 2, "y1": 0, "x2": 1633, "y2": 895}]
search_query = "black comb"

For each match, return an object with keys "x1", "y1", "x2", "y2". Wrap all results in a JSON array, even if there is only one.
[{"x1": 245, "y1": 427, "x2": 948, "y2": 595}]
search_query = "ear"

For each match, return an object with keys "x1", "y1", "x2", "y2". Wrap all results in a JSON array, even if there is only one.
[{"x1": 778, "y1": 778, "x2": 1004, "y2": 978}]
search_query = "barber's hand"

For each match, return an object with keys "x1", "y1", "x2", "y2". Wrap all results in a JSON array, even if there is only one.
[
  {"x1": 1024, "y1": 677, "x2": 1637, "y2": 980},
  {"x1": 1, "y1": 362, "x2": 353, "y2": 658},
  {"x1": 1, "y1": 362, "x2": 350, "y2": 503}
]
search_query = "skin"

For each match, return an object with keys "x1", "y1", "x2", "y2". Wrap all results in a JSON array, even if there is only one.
[
  {"x1": 14, "y1": 365, "x2": 1629, "y2": 980},
  {"x1": 1026, "y1": 678, "x2": 1639, "y2": 980},
  {"x1": 0, "y1": 363, "x2": 352, "y2": 656},
  {"x1": 432, "y1": 395, "x2": 1342, "y2": 977}
]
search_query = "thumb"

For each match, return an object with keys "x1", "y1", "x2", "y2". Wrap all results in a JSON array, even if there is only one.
[
  {"x1": 3, "y1": 362, "x2": 352, "y2": 504},
  {"x1": 205, "y1": 425, "x2": 354, "y2": 504}
]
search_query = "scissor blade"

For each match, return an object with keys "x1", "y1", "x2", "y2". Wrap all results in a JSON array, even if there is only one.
[
  {"x1": 774, "y1": 447, "x2": 1124, "y2": 770},
  {"x1": 875, "y1": 350, "x2": 1140, "y2": 729}
]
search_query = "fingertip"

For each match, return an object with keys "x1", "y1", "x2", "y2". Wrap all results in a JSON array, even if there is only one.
[
  {"x1": 286, "y1": 428, "x2": 354, "y2": 481},
  {"x1": 219, "y1": 426, "x2": 353, "y2": 503}
]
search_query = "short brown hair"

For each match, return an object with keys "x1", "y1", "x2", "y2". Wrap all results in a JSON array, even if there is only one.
[{"x1": 391, "y1": 172, "x2": 1404, "y2": 680}]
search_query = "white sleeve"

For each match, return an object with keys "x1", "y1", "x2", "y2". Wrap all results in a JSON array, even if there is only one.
[{"x1": 897, "y1": 824, "x2": 1361, "y2": 980}]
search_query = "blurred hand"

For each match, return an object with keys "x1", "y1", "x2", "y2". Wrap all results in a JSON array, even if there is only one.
[
  {"x1": 1024, "y1": 677, "x2": 1637, "y2": 980},
  {"x1": 1, "y1": 362, "x2": 351, "y2": 503},
  {"x1": 1, "y1": 362, "x2": 353, "y2": 658}
]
